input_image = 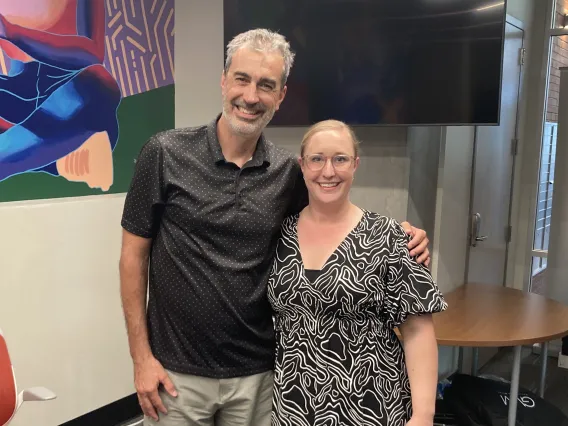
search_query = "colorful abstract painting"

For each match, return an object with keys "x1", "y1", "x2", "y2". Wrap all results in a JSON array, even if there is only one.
[{"x1": 0, "y1": 0, "x2": 175, "y2": 202}]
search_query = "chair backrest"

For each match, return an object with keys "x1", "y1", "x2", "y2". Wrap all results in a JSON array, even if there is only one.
[{"x1": 0, "y1": 329, "x2": 17, "y2": 426}]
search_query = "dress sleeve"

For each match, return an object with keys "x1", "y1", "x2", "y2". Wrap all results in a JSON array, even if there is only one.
[{"x1": 383, "y1": 220, "x2": 447, "y2": 327}]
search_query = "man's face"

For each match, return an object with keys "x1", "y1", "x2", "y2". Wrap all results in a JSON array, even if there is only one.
[{"x1": 221, "y1": 47, "x2": 287, "y2": 137}]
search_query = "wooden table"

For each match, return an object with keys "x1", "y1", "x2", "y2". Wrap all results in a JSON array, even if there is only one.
[{"x1": 432, "y1": 283, "x2": 568, "y2": 426}]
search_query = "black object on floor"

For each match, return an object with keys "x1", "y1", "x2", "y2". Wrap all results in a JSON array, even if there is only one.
[
  {"x1": 443, "y1": 373, "x2": 568, "y2": 426},
  {"x1": 434, "y1": 398, "x2": 459, "y2": 425},
  {"x1": 59, "y1": 393, "x2": 141, "y2": 426}
]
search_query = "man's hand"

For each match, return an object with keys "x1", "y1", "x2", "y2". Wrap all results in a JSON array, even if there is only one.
[
  {"x1": 134, "y1": 356, "x2": 177, "y2": 421},
  {"x1": 400, "y1": 222, "x2": 430, "y2": 267}
]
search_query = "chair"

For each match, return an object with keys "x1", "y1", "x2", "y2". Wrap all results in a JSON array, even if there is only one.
[{"x1": 0, "y1": 328, "x2": 56, "y2": 425}]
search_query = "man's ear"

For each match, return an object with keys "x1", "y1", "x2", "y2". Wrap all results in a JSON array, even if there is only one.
[{"x1": 275, "y1": 85, "x2": 288, "y2": 111}]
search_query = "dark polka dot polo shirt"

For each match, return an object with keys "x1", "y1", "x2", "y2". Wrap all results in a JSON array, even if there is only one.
[{"x1": 121, "y1": 114, "x2": 308, "y2": 378}]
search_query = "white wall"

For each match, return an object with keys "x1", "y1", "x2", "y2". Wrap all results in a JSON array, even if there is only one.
[
  {"x1": 508, "y1": 0, "x2": 536, "y2": 25},
  {"x1": 0, "y1": 195, "x2": 132, "y2": 426},
  {"x1": 407, "y1": 127, "x2": 443, "y2": 245},
  {"x1": 431, "y1": 127, "x2": 475, "y2": 295},
  {"x1": 428, "y1": 127, "x2": 476, "y2": 377}
]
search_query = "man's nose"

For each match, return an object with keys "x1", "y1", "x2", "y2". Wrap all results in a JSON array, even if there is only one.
[{"x1": 243, "y1": 84, "x2": 260, "y2": 104}]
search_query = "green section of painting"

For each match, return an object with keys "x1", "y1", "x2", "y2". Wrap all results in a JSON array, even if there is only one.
[{"x1": 0, "y1": 84, "x2": 174, "y2": 203}]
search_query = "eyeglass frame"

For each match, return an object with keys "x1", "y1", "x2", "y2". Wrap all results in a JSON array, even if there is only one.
[{"x1": 301, "y1": 154, "x2": 357, "y2": 171}]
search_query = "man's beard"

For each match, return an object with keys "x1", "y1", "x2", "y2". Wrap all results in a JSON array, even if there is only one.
[{"x1": 222, "y1": 97, "x2": 276, "y2": 136}]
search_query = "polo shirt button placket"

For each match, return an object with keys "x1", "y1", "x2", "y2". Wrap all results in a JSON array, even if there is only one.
[{"x1": 235, "y1": 168, "x2": 242, "y2": 209}]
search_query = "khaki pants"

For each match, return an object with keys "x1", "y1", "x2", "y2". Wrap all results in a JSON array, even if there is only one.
[{"x1": 144, "y1": 369, "x2": 273, "y2": 426}]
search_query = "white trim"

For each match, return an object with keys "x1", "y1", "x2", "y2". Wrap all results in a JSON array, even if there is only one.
[
  {"x1": 531, "y1": 249, "x2": 548, "y2": 258},
  {"x1": 549, "y1": 28, "x2": 568, "y2": 36}
]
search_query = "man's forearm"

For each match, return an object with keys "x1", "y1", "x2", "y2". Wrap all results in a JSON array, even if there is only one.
[
  {"x1": 400, "y1": 315, "x2": 438, "y2": 420},
  {"x1": 120, "y1": 253, "x2": 153, "y2": 363}
]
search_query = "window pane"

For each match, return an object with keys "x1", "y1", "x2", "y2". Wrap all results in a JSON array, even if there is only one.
[{"x1": 530, "y1": 256, "x2": 548, "y2": 295}]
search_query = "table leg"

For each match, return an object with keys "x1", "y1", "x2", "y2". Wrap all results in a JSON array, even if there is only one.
[
  {"x1": 472, "y1": 347, "x2": 479, "y2": 376},
  {"x1": 508, "y1": 345, "x2": 522, "y2": 426},
  {"x1": 540, "y1": 341, "x2": 548, "y2": 398}
]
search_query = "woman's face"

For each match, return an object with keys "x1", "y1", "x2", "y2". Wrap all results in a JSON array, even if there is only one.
[{"x1": 300, "y1": 129, "x2": 359, "y2": 207}]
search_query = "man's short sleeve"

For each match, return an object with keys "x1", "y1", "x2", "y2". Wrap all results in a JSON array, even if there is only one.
[
  {"x1": 121, "y1": 135, "x2": 165, "y2": 238},
  {"x1": 285, "y1": 166, "x2": 309, "y2": 217}
]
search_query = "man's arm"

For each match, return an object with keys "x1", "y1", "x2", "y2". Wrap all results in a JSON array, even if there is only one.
[
  {"x1": 119, "y1": 229, "x2": 177, "y2": 421},
  {"x1": 119, "y1": 230, "x2": 153, "y2": 363}
]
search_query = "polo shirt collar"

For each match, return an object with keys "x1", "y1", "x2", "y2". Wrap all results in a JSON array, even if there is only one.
[{"x1": 207, "y1": 114, "x2": 270, "y2": 167}]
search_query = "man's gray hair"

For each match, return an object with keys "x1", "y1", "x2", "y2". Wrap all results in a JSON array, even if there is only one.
[{"x1": 224, "y1": 28, "x2": 295, "y2": 87}]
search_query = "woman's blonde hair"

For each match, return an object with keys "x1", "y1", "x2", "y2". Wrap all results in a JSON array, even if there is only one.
[{"x1": 300, "y1": 120, "x2": 360, "y2": 157}]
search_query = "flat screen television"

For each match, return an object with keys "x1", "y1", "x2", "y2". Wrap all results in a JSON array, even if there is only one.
[{"x1": 223, "y1": 0, "x2": 508, "y2": 126}]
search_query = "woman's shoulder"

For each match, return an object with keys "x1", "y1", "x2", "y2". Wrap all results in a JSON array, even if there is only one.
[
  {"x1": 361, "y1": 210, "x2": 404, "y2": 233},
  {"x1": 280, "y1": 212, "x2": 300, "y2": 235}
]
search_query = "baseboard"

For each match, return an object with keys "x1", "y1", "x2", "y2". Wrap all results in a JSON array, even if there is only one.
[
  {"x1": 116, "y1": 417, "x2": 143, "y2": 426},
  {"x1": 59, "y1": 394, "x2": 141, "y2": 426}
]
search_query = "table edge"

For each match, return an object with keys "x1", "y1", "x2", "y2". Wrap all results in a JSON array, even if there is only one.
[{"x1": 436, "y1": 330, "x2": 568, "y2": 347}]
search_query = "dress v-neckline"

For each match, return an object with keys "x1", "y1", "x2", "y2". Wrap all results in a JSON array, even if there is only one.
[{"x1": 294, "y1": 209, "x2": 367, "y2": 278}]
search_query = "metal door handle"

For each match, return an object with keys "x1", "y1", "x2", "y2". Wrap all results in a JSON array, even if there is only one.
[{"x1": 471, "y1": 213, "x2": 488, "y2": 247}]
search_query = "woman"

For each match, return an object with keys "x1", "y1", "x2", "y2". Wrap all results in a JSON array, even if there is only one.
[{"x1": 267, "y1": 120, "x2": 447, "y2": 426}]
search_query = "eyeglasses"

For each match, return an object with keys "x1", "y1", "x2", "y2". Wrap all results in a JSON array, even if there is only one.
[{"x1": 302, "y1": 154, "x2": 355, "y2": 171}]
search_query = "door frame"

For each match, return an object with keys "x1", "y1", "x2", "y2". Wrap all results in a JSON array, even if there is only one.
[
  {"x1": 523, "y1": 1, "x2": 568, "y2": 292},
  {"x1": 460, "y1": 16, "x2": 525, "y2": 375},
  {"x1": 506, "y1": 0, "x2": 556, "y2": 292},
  {"x1": 464, "y1": 17, "x2": 526, "y2": 287}
]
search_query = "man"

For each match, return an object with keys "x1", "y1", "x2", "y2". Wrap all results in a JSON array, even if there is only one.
[{"x1": 119, "y1": 29, "x2": 431, "y2": 426}]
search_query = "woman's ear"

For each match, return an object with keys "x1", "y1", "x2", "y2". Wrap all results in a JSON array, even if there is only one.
[{"x1": 354, "y1": 157, "x2": 360, "y2": 171}]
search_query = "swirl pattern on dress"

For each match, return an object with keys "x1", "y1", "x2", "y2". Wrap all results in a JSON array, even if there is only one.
[{"x1": 268, "y1": 210, "x2": 447, "y2": 426}]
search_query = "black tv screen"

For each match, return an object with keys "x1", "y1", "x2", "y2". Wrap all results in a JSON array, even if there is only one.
[{"x1": 223, "y1": 0, "x2": 507, "y2": 126}]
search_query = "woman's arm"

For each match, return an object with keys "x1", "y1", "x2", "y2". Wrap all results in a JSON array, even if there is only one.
[
  {"x1": 0, "y1": 0, "x2": 105, "y2": 69},
  {"x1": 399, "y1": 314, "x2": 438, "y2": 423}
]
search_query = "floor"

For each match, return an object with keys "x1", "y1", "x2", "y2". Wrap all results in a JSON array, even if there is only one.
[{"x1": 480, "y1": 346, "x2": 568, "y2": 417}]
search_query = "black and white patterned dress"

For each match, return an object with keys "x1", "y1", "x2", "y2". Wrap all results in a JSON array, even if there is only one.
[{"x1": 267, "y1": 210, "x2": 448, "y2": 426}]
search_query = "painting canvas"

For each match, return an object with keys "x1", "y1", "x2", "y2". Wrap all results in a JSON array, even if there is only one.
[{"x1": 0, "y1": 0, "x2": 175, "y2": 202}]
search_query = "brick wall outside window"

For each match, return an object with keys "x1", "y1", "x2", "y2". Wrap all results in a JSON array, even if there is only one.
[{"x1": 547, "y1": 0, "x2": 568, "y2": 122}]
